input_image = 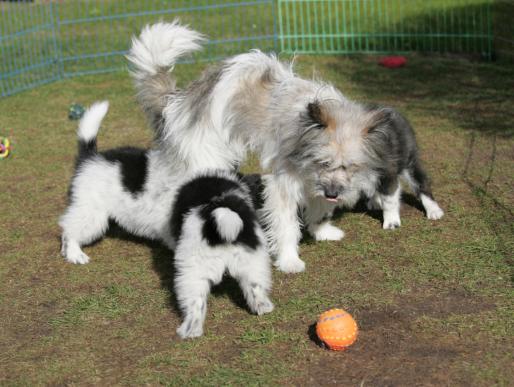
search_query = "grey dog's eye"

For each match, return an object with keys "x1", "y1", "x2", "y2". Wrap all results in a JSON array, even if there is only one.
[{"x1": 320, "y1": 161, "x2": 331, "y2": 169}]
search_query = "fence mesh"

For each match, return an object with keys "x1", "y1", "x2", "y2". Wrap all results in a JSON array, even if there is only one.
[
  {"x1": 1, "y1": 0, "x2": 494, "y2": 98},
  {"x1": 278, "y1": 0, "x2": 492, "y2": 56},
  {"x1": 57, "y1": 0, "x2": 276, "y2": 78}
]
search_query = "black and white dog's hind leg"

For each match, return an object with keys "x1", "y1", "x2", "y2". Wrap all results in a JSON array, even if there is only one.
[
  {"x1": 172, "y1": 173, "x2": 274, "y2": 339},
  {"x1": 59, "y1": 101, "x2": 111, "y2": 264}
]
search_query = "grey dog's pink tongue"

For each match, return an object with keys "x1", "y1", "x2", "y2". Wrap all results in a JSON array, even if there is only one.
[{"x1": 326, "y1": 198, "x2": 338, "y2": 203}]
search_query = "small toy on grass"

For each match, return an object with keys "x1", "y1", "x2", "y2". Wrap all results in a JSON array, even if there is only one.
[
  {"x1": 316, "y1": 308, "x2": 358, "y2": 351},
  {"x1": 379, "y1": 56, "x2": 407, "y2": 68},
  {"x1": 68, "y1": 103, "x2": 86, "y2": 120},
  {"x1": 0, "y1": 137, "x2": 11, "y2": 159}
]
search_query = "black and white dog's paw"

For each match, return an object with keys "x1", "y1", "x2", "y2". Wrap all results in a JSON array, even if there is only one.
[
  {"x1": 255, "y1": 299, "x2": 274, "y2": 315},
  {"x1": 275, "y1": 254, "x2": 305, "y2": 273}
]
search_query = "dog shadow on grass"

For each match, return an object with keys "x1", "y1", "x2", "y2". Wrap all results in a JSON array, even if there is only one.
[
  {"x1": 331, "y1": 192, "x2": 425, "y2": 225},
  {"x1": 105, "y1": 224, "x2": 250, "y2": 316}
]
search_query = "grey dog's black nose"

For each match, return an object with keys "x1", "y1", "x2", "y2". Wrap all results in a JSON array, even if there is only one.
[{"x1": 324, "y1": 187, "x2": 339, "y2": 199}]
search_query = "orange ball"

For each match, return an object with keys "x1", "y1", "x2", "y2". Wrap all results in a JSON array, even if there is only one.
[{"x1": 316, "y1": 308, "x2": 358, "y2": 351}]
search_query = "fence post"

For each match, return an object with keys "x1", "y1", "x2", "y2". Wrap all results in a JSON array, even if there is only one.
[
  {"x1": 271, "y1": 0, "x2": 279, "y2": 53},
  {"x1": 486, "y1": 0, "x2": 493, "y2": 61},
  {"x1": 276, "y1": 0, "x2": 284, "y2": 53},
  {"x1": 49, "y1": 0, "x2": 63, "y2": 80}
]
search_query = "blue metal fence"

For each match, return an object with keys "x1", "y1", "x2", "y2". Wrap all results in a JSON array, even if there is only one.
[
  {"x1": 0, "y1": 0, "x2": 276, "y2": 97},
  {"x1": 0, "y1": 0, "x2": 495, "y2": 98},
  {"x1": 56, "y1": 0, "x2": 276, "y2": 78},
  {"x1": 0, "y1": 2, "x2": 61, "y2": 97},
  {"x1": 278, "y1": 0, "x2": 493, "y2": 57}
]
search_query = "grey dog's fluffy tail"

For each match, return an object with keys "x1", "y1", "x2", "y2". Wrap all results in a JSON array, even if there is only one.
[
  {"x1": 126, "y1": 20, "x2": 205, "y2": 136},
  {"x1": 77, "y1": 101, "x2": 109, "y2": 161}
]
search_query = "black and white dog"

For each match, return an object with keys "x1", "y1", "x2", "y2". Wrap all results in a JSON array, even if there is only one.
[
  {"x1": 59, "y1": 102, "x2": 273, "y2": 338},
  {"x1": 172, "y1": 172, "x2": 273, "y2": 338}
]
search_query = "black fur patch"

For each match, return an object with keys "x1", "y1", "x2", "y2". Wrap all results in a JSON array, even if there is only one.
[
  {"x1": 306, "y1": 101, "x2": 326, "y2": 129},
  {"x1": 171, "y1": 176, "x2": 241, "y2": 241},
  {"x1": 199, "y1": 194, "x2": 260, "y2": 249},
  {"x1": 411, "y1": 160, "x2": 434, "y2": 198},
  {"x1": 171, "y1": 175, "x2": 260, "y2": 249},
  {"x1": 239, "y1": 173, "x2": 264, "y2": 211},
  {"x1": 69, "y1": 139, "x2": 99, "y2": 201},
  {"x1": 102, "y1": 147, "x2": 148, "y2": 195},
  {"x1": 77, "y1": 139, "x2": 97, "y2": 162}
]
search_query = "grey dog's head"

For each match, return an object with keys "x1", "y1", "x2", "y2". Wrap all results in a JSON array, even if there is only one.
[{"x1": 277, "y1": 93, "x2": 389, "y2": 205}]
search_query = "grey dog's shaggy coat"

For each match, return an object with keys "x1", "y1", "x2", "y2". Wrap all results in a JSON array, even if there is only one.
[{"x1": 127, "y1": 21, "x2": 443, "y2": 273}]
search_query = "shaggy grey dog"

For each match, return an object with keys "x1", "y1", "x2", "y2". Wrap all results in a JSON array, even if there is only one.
[{"x1": 127, "y1": 21, "x2": 443, "y2": 273}]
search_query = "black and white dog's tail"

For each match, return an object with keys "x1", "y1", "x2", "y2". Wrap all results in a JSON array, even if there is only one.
[
  {"x1": 126, "y1": 20, "x2": 205, "y2": 135},
  {"x1": 208, "y1": 206, "x2": 244, "y2": 243},
  {"x1": 77, "y1": 101, "x2": 109, "y2": 161}
]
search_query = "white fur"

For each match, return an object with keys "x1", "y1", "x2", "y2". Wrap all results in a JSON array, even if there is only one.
[
  {"x1": 259, "y1": 174, "x2": 305, "y2": 273},
  {"x1": 77, "y1": 101, "x2": 109, "y2": 142},
  {"x1": 60, "y1": 104, "x2": 185, "y2": 264},
  {"x1": 174, "y1": 209, "x2": 273, "y2": 339},
  {"x1": 309, "y1": 222, "x2": 345, "y2": 241},
  {"x1": 126, "y1": 20, "x2": 204, "y2": 80},
  {"x1": 381, "y1": 184, "x2": 402, "y2": 230},
  {"x1": 304, "y1": 195, "x2": 344, "y2": 241},
  {"x1": 212, "y1": 207, "x2": 243, "y2": 242},
  {"x1": 420, "y1": 193, "x2": 444, "y2": 220},
  {"x1": 59, "y1": 149, "x2": 182, "y2": 263}
]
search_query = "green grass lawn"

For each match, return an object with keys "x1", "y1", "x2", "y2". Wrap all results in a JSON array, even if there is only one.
[{"x1": 0, "y1": 55, "x2": 513, "y2": 385}]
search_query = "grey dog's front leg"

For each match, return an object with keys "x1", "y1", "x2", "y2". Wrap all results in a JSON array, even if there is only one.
[
  {"x1": 304, "y1": 196, "x2": 344, "y2": 241},
  {"x1": 261, "y1": 175, "x2": 305, "y2": 273}
]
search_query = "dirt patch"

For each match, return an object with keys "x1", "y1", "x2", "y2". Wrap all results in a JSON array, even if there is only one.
[
  {"x1": 361, "y1": 290, "x2": 495, "y2": 325},
  {"x1": 294, "y1": 290, "x2": 496, "y2": 386}
]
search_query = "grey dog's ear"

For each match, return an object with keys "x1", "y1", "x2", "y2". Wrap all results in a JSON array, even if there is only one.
[
  {"x1": 305, "y1": 101, "x2": 327, "y2": 129},
  {"x1": 364, "y1": 106, "x2": 393, "y2": 134}
]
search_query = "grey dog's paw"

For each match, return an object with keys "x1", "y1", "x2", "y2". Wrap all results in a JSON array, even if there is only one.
[
  {"x1": 275, "y1": 256, "x2": 305, "y2": 273},
  {"x1": 312, "y1": 223, "x2": 345, "y2": 241},
  {"x1": 427, "y1": 207, "x2": 444, "y2": 220},
  {"x1": 177, "y1": 320, "x2": 203, "y2": 339},
  {"x1": 383, "y1": 213, "x2": 401, "y2": 230}
]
